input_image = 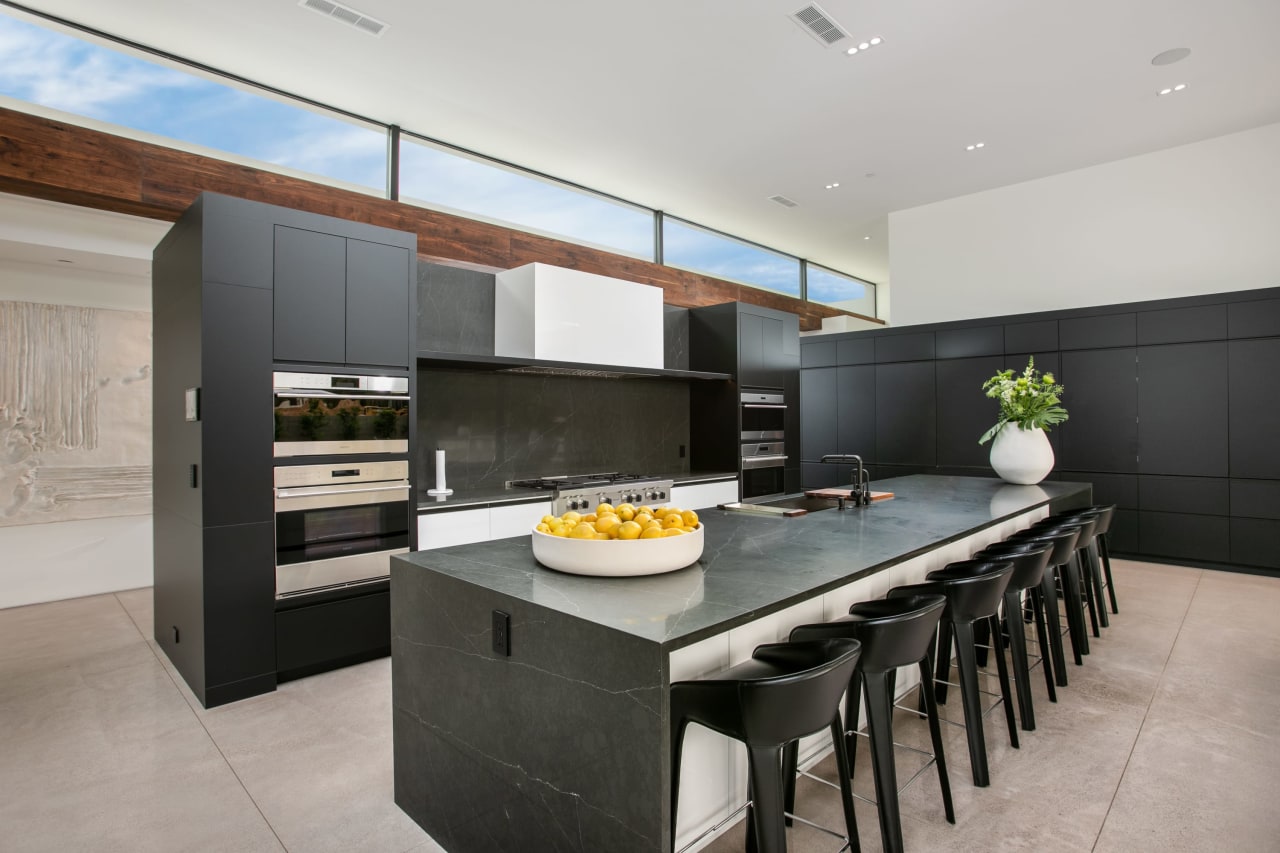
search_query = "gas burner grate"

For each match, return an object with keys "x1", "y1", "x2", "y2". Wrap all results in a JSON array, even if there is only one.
[{"x1": 508, "y1": 472, "x2": 656, "y2": 491}]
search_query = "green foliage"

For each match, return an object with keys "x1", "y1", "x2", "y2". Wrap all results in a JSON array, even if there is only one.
[
  {"x1": 373, "y1": 408, "x2": 398, "y2": 439},
  {"x1": 337, "y1": 405, "x2": 360, "y2": 440},
  {"x1": 978, "y1": 356, "x2": 1068, "y2": 445},
  {"x1": 299, "y1": 398, "x2": 327, "y2": 441}
]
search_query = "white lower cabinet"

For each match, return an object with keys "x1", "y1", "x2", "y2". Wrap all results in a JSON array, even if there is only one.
[
  {"x1": 417, "y1": 501, "x2": 553, "y2": 550},
  {"x1": 669, "y1": 479, "x2": 738, "y2": 511}
]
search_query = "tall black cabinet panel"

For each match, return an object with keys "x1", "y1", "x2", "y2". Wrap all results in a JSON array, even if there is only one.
[
  {"x1": 936, "y1": 356, "x2": 1002, "y2": 469},
  {"x1": 1229, "y1": 338, "x2": 1280, "y2": 479},
  {"x1": 837, "y1": 365, "x2": 876, "y2": 457},
  {"x1": 347, "y1": 239, "x2": 411, "y2": 368},
  {"x1": 273, "y1": 226, "x2": 347, "y2": 365},
  {"x1": 875, "y1": 362, "x2": 936, "y2": 467},
  {"x1": 801, "y1": 367, "x2": 836, "y2": 461},
  {"x1": 1059, "y1": 348, "x2": 1137, "y2": 472},
  {"x1": 1137, "y1": 342, "x2": 1228, "y2": 476}
]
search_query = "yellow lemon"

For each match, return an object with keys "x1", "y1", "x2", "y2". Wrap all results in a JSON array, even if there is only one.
[
  {"x1": 570, "y1": 522, "x2": 597, "y2": 539},
  {"x1": 541, "y1": 515, "x2": 557, "y2": 526},
  {"x1": 662, "y1": 513, "x2": 685, "y2": 529},
  {"x1": 616, "y1": 503, "x2": 636, "y2": 521},
  {"x1": 637, "y1": 505, "x2": 654, "y2": 516},
  {"x1": 681, "y1": 510, "x2": 699, "y2": 528},
  {"x1": 663, "y1": 527, "x2": 686, "y2": 537},
  {"x1": 583, "y1": 513, "x2": 598, "y2": 523},
  {"x1": 616, "y1": 520, "x2": 643, "y2": 540},
  {"x1": 594, "y1": 515, "x2": 622, "y2": 535},
  {"x1": 535, "y1": 522, "x2": 551, "y2": 534},
  {"x1": 595, "y1": 532, "x2": 611, "y2": 540},
  {"x1": 596, "y1": 503, "x2": 616, "y2": 516},
  {"x1": 639, "y1": 526, "x2": 665, "y2": 539},
  {"x1": 561, "y1": 511, "x2": 582, "y2": 525},
  {"x1": 553, "y1": 526, "x2": 571, "y2": 538},
  {"x1": 644, "y1": 520, "x2": 664, "y2": 531},
  {"x1": 633, "y1": 512, "x2": 654, "y2": 528}
]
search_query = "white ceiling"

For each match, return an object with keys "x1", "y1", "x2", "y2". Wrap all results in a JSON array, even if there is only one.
[{"x1": 5, "y1": 0, "x2": 1280, "y2": 287}]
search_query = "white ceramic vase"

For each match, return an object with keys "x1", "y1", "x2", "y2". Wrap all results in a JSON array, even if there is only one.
[{"x1": 989, "y1": 424, "x2": 1054, "y2": 485}]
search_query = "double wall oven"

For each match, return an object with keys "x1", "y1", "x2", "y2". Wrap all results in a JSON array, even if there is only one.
[
  {"x1": 740, "y1": 390, "x2": 787, "y2": 499},
  {"x1": 272, "y1": 371, "x2": 411, "y2": 600}
]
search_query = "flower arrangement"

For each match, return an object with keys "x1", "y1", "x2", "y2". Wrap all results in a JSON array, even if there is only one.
[{"x1": 979, "y1": 357, "x2": 1067, "y2": 445}]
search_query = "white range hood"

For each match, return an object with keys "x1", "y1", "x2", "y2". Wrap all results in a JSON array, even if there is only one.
[{"x1": 493, "y1": 263, "x2": 664, "y2": 370}]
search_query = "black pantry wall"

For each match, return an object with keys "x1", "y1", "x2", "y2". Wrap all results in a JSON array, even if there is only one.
[{"x1": 800, "y1": 287, "x2": 1280, "y2": 575}]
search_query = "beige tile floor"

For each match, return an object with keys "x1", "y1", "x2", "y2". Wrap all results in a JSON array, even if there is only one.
[{"x1": 2, "y1": 560, "x2": 1278, "y2": 852}]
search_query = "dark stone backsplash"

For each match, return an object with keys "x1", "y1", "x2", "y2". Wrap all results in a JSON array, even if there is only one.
[
  {"x1": 417, "y1": 263, "x2": 496, "y2": 355},
  {"x1": 417, "y1": 368, "x2": 691, "y2": 489}
]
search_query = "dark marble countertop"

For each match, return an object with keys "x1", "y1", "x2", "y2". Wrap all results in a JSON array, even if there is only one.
[
  {"x1": 396, "y1": 475, "x2": 1090, "y2": 648},
  {"x1": 416, "y1": 470, "x2": 738, "y2": 513}
]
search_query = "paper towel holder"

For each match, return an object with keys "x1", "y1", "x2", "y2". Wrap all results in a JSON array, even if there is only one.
[{"x1": 427, "y1": 447, "x2": 454, "y2": 496}]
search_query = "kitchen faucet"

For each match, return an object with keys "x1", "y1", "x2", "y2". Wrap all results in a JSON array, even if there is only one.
[{"x1": 819, "y1": 454, "x2": 871, "y2": 507}]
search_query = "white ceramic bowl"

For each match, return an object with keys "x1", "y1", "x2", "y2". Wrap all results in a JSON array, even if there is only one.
[{"x1": 530, "y1": 525, "x2": 705, "y2": 577}]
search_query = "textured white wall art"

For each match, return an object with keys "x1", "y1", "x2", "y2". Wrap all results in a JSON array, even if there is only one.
[{"x1": 0, "y1": 300, "x2": 151, "y2": 526}]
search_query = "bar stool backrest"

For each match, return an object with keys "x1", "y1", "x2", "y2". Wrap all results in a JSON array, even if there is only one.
[
  {"x1": 974, "y1": 542, "x2": 1053, "y2": 591},
  {"x1": 1009, "y1": 525, "x2": 1080, "y2": 564},
  {"x1": 737, "y1": 639, "x2": 863, "y2": 744},
  {"x1": 792, "y1": 594, "x2": 948, "y2": 674},
  {"x1": 891, "y1": 560, "x2": 1014, "y2": 623},
  {"x1": 1069, "y1": 505, "x2": 1115, "y2": 536},
  {"x1": 1036, "y1": 513, "x2": 1098, "y2": 544}
]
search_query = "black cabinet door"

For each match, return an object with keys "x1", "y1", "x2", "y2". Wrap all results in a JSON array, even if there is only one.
[
  {"x1": 875, "y1": 361, "x2": 936, "y2": 466},
  {"x1": 346, "y1": 239, "x2": 410, "y2": 368},
  {"x1": 1059, "y1": 349, "x2": 1137, "y2": 472},
  {"x1": 738, "y1": 312, "x2": 764, "y2": 386},
  {"x1": 761, "y1": 315, "x2": 787, "y2": 388},
  {"x1": 273, "y1": 226, "x2": 346, "y2": 365},
  {"x1": 1229, "y1": 339, "x2": 1280, "y2": 479},
  {"x1": 1138, "y1": 342, "x2": 1228, "y2": 476},
  {"x1": 837, "y1": 365, "x2": 876, "y2": 458},
  {"x1": 936, "y1": 356, "x2": 1003, "y2": 469},
  {"x1": 801, "y1": 367, "x2": 837, "y2": 461}
]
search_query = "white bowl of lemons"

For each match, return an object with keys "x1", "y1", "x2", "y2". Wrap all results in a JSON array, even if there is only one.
[{"x1": 530, "y1": 503, "x2": 705, "y2": 577}]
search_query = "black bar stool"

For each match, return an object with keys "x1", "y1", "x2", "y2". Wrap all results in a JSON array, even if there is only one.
[
  {"x1": 670, "y1": 638, "x2": 862, "y2": 853},
  {"x1": 972, "y1": 541, "x2": 1057, "y2": 727},
  {"x1": 785, "y1": 594, "x2": 954, "y2": 853},
  {"x1": 1009, "y1": 524, "x2": 1087, "y2": 669},
  {"x1": 1060, "y1": 505, "x2": 1119, "y2": 620},
  {"x1": 887, "y1": 559, "x2": 1017, "y2": 787},
  {"x1": 1033, "y1": 514, "x2": 1102, "y2": 640}
]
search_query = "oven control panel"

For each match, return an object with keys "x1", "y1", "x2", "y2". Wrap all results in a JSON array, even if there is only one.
[{"x1": 555, "y1": 480, "x2": 674, "y2": 514}]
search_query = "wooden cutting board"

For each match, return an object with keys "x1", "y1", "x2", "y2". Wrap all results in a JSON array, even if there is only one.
[{"x1": 804, "y1": 488, "x2": 895, "y2": 501}]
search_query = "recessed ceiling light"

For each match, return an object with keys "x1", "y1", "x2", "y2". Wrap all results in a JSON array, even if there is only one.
[
  {"x1": 846, "y1": 35, "x2": 882, "y2": 56},
  {"x1": 1151, "y1": 47, "x2": 1191, "y2": 66},
  {"x1": 966, "y1": 142, "x2": 986, "y2": 151},
  {"x1": 1174, "y1": 83, "x2": 1187, "y2": 91},
  {"x1": 825, "y1": 183, "x2": 840, "y2": 189},
  {"x1": 1158, "y1": 84, "x2": 1188, "y2": 96},
  {"x1": 863, "y1": 236, "x2": 871, "y2": 240}
]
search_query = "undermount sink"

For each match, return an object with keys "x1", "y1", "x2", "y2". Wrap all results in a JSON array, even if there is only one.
[{"x1": 718, "y1": 494, "x2": 842, "y2": 517}]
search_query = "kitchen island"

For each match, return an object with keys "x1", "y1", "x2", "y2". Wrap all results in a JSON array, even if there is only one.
[{"x1": 391, "y1": 475, "x2": 1090, "y2": 852}]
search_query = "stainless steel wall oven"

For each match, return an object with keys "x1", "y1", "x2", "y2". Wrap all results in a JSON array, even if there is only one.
[
  {"x1": 740, "y1": 391, "x2": 787, "y2": 498},
  {"x1": 274, "y1": 461, "x2": 410, "y2": 599},
  {"x1": 273, "y1": 371, "x2": 410, "y2": 457}
]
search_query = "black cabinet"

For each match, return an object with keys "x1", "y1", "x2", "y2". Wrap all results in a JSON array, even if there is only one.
[
  {"x1": 739, "y1": 311, "x2": 795, "y2": 388},
  {"x1": 936, "y1": 356, "x2": 1002, "y2": 469},
  {"x1": 1229, "y1": 339, "x2": 1280, "y2": 479},
  {"x1": 273, "y1": 227, "x2": 411, "y2": 368},
  {"x1": 1137, "y1": 342, "x2": 1228, "y2": 476},
  {"x1": 876, "y1": 361, "x2": 936, "y2": 466},
  {"x1": 801, "y1": 367, "x2": 837, "y2": 461},
  {"x1": 1059, "y1": 348, "x2": 1137, "y2": 472},
  {"x1": 837, "y1": 365, "x2": 875, "y2": 456}
]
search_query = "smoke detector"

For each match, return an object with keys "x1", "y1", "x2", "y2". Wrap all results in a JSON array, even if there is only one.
[
  {"x1": 790, "y1": 4, "x2": 850, "y2": 48},
  {"x1": 299, "y1": 0, "x2": 388, "y2": 37}
]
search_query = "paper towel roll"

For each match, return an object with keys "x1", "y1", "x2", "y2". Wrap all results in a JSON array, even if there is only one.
[{"x1": 427, "y1": 448, "x2": 453, "y2": 495}]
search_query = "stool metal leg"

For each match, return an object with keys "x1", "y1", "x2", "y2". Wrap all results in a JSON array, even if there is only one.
[
  {"x1": 1058, "y1": 562, "x2": 1088, "y2": 663},
  {"x1": 917, "y1": 659, "x2": 956, "y2": 825},
  {"x1": 1028, "y1": 587, "x2": 1057, "y2": 702},
  {"x1": 862, "y1": 672, "x2": 905, "y2": 853},
  {"x1": 829, "y1": 714, "x2": 861, "y2": 853},
  {"x1": 1086, "y1": 542, "x2": 1110, "y2": 628},
  {"x1": 745, "y1": 745, "x2": 787, "y2": 853},
  {"x1": 1079, "y1": 551, "x2": 1102, "y2": 638},
  {"x1": 1039, "y1": 570, "x2": 1070, "y2": 685},
  {"x1": 933, "y1": 617, "x2": 953, "y2": 705},
  {"x1": 1099, "y1": 535, "x2": 1119, "y2": 614},
  {"x1": 951, "y1": 619, "x2": 990, "y2": 786},
  {"x1": 988, "y1": 612, "x2": 1019, "y2": 749},
  {"x1": 1001, "y1": 589, "x2": 1036, "y2": 731}
]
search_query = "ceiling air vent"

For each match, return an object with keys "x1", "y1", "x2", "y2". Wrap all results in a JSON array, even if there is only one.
[
  {"x1": 790, "y1": 4, "x2": 849, "y2": 47},
  {"x1": 769, "y1": 195, "x2": 799, "y2": 208},
  {"x1": 299, "y1": 0, "x2": 388, "y2": 37}
]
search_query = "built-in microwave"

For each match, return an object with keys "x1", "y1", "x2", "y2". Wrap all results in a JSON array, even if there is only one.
[{"x1": 273, "y1": 371, "x2": 410, "y2": 457}]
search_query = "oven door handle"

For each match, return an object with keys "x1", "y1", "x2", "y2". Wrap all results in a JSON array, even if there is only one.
[
  {"x1": 741, "y1": 403, "x2": 788, "y2": 409},
  {"x1": 276, "y1": 483, "x2": 411, "y2": 500},
  {"x1": 741, "y1": 454, "x2": 788, "y2": 469},
  {"x1": 274, "y1": 390, "x2": 412, "y2": 401}
]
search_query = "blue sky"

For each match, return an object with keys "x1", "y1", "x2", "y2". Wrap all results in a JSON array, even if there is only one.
[{"x1": 0, "y1": 10, "x2": 873, "y2": 311}]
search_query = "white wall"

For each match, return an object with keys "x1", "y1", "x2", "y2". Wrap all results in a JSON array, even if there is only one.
[
  {"x1": 888, "y1": 122, "x2": 1280, "y2": 326},
  {"x1": 0, "y1": 194, "x2": 162, "y2": 609}
]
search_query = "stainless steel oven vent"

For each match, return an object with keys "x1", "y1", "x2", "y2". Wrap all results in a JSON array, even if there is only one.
[
  {"x1": 790, "y1": 4, "x2": 849, "y2": 47},
  {"x1": 299, "y1": 0, "x2": 388, "y2": 36}
]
